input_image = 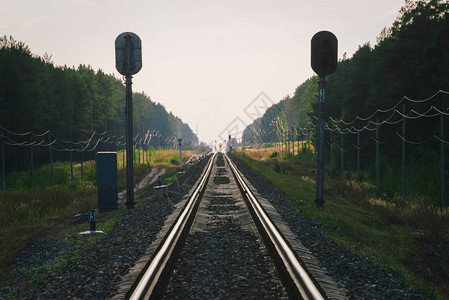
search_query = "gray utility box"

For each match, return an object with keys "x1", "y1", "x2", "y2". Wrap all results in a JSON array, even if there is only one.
[{"x1": 96, "y1": 152, "x2": 118, "y2": 212}]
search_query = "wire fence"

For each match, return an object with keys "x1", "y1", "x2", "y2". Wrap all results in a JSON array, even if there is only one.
[
  {"x1": 247, "y1": 90, "x2": 448, "y2": 208},
  {"x1": 0, "y1": 127, "x2": 182, "y2": 190},
  {"x1": 308, "y1": 90, "x2": 449, "y2": 208}
]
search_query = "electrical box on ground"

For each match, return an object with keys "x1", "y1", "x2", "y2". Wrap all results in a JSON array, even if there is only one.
[{"x1": 96, "y1": 152, "x2": 118, "y2": 212}]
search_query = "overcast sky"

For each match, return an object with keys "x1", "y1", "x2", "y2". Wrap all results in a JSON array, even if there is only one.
[{"x1": 2, "y1": 0, "x2": 405, "y2": 144}]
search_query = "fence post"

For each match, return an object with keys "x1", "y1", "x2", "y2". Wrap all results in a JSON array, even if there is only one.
[
  {"x1": 281, "y1": 130, "x2": 284, "y2": 157},
  {"x1": 70, "y1": 150, "x2": 74, "y2": 184},
  {"x1": 330, "y1": 129, "x2": 333, "y2": 173},
  {"x1": 30, "y1": 136, "x2": 34, "y2": 187},
  {"x1": 441, "y1": 97, "x2": 446, "y2": 209},
  {"x1": 292, "y1": 126, "x2": 294, "y2": 157},
  {"x1": 307, "y1": 123, "x2": 310, "y2": 161},
  {"x1": 301, "y1": 130, "x2": 305, "y2": 160},
  {"x1": 123, "y1": 147, "x2": 125, "y2": 169},
  {"x1": 376, "y1": 118, "x2": 380, "y2": 190},
  {"x1": 1, "y1": 129, "x2": 5, "y2": 190},
  {"x1": 49, "y1": 133, "x2": 54, "y2": 184},
  {"x1": 341, "y1": 133, "x2": 344, "y2": 180},
  {"x1": 402, "y1": 102, "x2": 406, "y2": 199},
  {"x1": 357, "y1": 127, "x2": 360, "y2": 180},
  {"x1": 81, "y1": 152, "x2": 84, "y2": 183}
]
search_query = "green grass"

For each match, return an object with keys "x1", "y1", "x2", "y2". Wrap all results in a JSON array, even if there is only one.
[
  {"x1": 233, "y1": 149, "x2": 449, "y2": 299},
  {"x1": 149, "y1": 148, "x2": 181, "y2": 165},
  {"x1": 2, "y1": 161, "x2": 96, "y2": 190},
  {"x1": 0, "y1": 149, "x2": 201, "y2": 291}
]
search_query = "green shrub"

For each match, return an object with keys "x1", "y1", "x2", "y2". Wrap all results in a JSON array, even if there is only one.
[
  {"x1": 283, "y1": 153, "x2": 294, "y2": 160},
  {"x1": 170, "y1": 156, "x2": 180, "y2": 165},
  {"x1": 273, "y1": 163, "x2": 288, "y2": 174},
  {"x1": 85, "y1": 167, "x2": 97, "y2": 184}
]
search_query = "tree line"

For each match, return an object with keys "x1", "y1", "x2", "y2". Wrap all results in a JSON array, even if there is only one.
[
  {"x1": 0, "y1": 36, "x2": 198, "y2": 172},
  {"x1": 242, "y1": 0, "x2": 449, "y2": 201}
]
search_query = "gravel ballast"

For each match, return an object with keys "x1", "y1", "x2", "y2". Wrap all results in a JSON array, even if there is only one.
[
  {"x1": 161, "y1": 153, "x2": 288, "y2": 299},
  {"x1": 1, "y1": 152, "x2": 428, "y2": 299},
  {"x1": 228, "y1": 154, "x2": 427, "y2": 299},
  {"x1": 0, "y1": 155, "x2": 212, "y2": 299}
]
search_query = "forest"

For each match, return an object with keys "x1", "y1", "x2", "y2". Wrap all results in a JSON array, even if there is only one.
[
  {"x1": 242, "y1": 0, "x2": 449, "y2": 203},
  {"x1": 0, "y1": 36, "x2": 198, "y2": 173}
]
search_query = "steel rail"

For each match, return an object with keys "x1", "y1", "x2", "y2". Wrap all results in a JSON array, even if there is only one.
[
  {"x1": 225, "y1": 154, "x2": 325, "y2": 300},
  {"x1": 128, "y1": 153, "x2": 216, "y2": 300}
]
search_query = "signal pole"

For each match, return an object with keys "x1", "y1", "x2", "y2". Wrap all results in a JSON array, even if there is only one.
[
  {"x1": 311, "y1": 31, "x2": 338, "y2": 207},
  {"x1": 315, "y1": 77, "x2": 326, "y2": 207},
  {"x1": 115, "y1": 32, "x2": 142, "y2": 208}
]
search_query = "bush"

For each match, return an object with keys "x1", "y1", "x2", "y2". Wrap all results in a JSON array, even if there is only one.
[
  {"x1": 283, "y1": 153, "x2": 294, "y2": 160},
  {"x1": 273, "y1": 163, "x2": 288, "y2": 174},
  {"x1": 270, "y1": 151, "x2": 279, "y2": 158}
]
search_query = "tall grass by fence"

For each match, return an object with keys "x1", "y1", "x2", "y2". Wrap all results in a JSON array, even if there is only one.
[
  {"x1": 0, "y1": 127, "x2": 183, "y2": 191},
  {"x1": 246, "y1": 90, "x2": 449, "y2": 208}
]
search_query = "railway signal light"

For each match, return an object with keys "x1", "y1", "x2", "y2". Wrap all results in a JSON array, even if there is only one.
[
  {"x1": 115, "y1": 32, "x2": 143, "y2": 209},
  {"x1": 115, "y1": 32, "x2": 142, "y2": 76},
  {"x1": 311, "y1": 31, "x2": 338, "y2": 77},
  {"x1": 311, "y1": 31, "x2": 338, "y2": 208}
]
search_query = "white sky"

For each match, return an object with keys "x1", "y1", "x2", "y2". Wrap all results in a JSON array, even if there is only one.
[{"x1": 1, "y1": 0, "x2": 405, "y2": 144}]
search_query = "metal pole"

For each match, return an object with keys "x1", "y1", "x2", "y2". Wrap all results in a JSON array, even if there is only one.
[
  {"x1": 441, "y1": 98, "x2": 446, "y2": 209},
  {"x1": 376, "y1": 118, "x2": 380, "y2": 190},
  {"x1": 281, "y1": 127, "x2": 284, "y2": 157},
  {"x1": 307, "y1": 123, "x2": 310, "y2": 161},
  {"x1": 341, "y1": 133, "x2": 344, "y2": 180},
  {"x1": 402, "y1": 102, "x2": 406, "y2": 199},
  {"x1": 123, "y1": 147, "x2": 125, "y2": 169},
  {"x1": 302, "y1": 130, "x2": 305, "y2": 159},
  {"x1": 357, "y1": 126, "x2": 360, "y2": 180},
  {"x1": 30, "y1": 137, "x2": 34, "y2": 187},
  {"x1": 81, "y1": 152, "x2": 84, "y2": 183},
  {"x1": 123, "y1": 34, "x2": 135, "y2": 208},
  {"x1": 315, "y1": 77, "x2": 325, "y2": 207},
  {"x1": 292, "y1": 126, "x2": 295, "y2": 157},
  {"x1": 49, "y1": 134, "x2": 54, "y2": 184},
  {"x1": 70, "y1": 150, "x2": 74, "y2": 184},
  {"x1": 179, "y1": 139, "x2": 183, "y2": 172},
  {"x1": 1, "y1": 129, "x2": 4, "y2": 190},
  {"x1": 125, "y1": 74, "x2": 135, "y2": 208},
  {"x1": 330, "y1": 129, "x2": 333, "y2": 173}
]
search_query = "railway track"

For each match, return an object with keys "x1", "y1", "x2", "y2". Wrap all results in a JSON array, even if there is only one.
[{"x1": 126, "y1": 152, "x2": 326, "y2": 299}]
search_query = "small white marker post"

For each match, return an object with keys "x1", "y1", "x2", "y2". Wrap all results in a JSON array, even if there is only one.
[
  {"x1": 153, "y1": 175, "x2": 167, "y2": 190},
  {"x1": 79, "y1": 210, "x2": 104, "y2": 235}
]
